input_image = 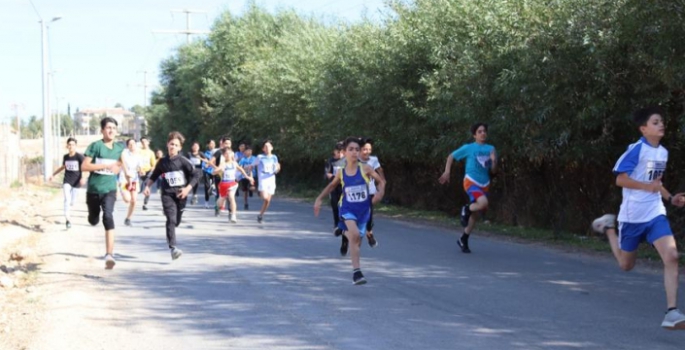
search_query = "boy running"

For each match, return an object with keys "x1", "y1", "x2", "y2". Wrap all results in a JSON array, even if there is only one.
[
  {"x1": 187, "y1": 141, "x2": 207, "y2": 205},
  {"x1": 119, "y1": 139, "x2": 142, "y2": 226},
  {"x1": 139, "y1": 136, "x2": 156, "y2": 211},
  {"x1": 238, "y1": 146, "x2": 257, "y2": 210},
  {"x1": 591, "y1": 106, "x2": 685, "y2": 330},
  {"x1": 314, "y1": 137, "x2": 386, "y2": 285},
  {"x1": 438, "y1": 122, "x2": 497, "y2": 253},
  {"x1": 359, "y1": 138, "x2": 384, "y2": 248},
  {"x1": 326, "y1": 142, "x2": 348, "y2": 254},
  {"x1": 81, "y1": 117, "x2": 125, "y2": 269},
  {"x1": 250, "y1": 140, "x2": 280, "y2": 224},
  {"x1": 212, "y1": 148, "x2": 254, "y2": 222},
  {"x1": 143, "y1": 131, "x2": 201, "y2": 260},
  {"x1": 202, "y1": 139, "x2": 217, "y2": 208},
  {"x1": 49, "y1": 137, "x2": 85, "y2": 229}
]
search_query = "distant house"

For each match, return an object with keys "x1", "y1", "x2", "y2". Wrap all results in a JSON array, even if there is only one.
[{"x1": 73, "y1": 108, "x2": 138, "y2": 135}]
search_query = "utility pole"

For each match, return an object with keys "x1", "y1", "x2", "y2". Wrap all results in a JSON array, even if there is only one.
[
  {"x1": 153, "y1": 9, "x2": 209, "y2": 44},
  {"x1": 132, "y1": 70, "x2": 155, "y2": 140}
]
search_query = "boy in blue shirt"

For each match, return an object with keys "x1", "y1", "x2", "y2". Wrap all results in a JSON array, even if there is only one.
[
  {"x1": 238, "y1": 146, "x2": 257, "y2": 210},
  {"x1": 439, "y1": 122, "x2": 497, "y2": 253},
  {"x1": 592, "y1": 106, "x2": 685, "y2": 329}
]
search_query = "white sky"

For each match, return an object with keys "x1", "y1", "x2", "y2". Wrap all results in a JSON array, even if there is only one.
[{"x1": 0, "y1": 0, "x2": 388, "y2": 122}]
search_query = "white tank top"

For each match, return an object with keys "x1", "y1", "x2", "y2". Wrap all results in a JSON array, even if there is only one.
[{"x1": 222, "y1": 162, "x2": 237, "y2": 182}]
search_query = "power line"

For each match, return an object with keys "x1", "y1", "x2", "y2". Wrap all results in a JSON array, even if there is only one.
[
  {"x1": 27, "y1": 0, "x2": 42, "y2": 20},
  {"x1": 153, "y1": 9, "x2": 211, "y2": 44}
]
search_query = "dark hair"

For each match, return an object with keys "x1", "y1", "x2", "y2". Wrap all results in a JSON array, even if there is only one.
[
  {"x1": 633, "y1": 106, "x2": 664, "y2": 127},
  {"x1": 343, "y1": 137, "x2": 362, "y2": 148},
  {"x1": 361, "y1": 137, "x2": 374, "y2": 147},
  {"x1": 470, "y1": 122, "x2": 488, "y2": 135},
  {"x1": 66, "y1": 137, "x2": 77, "y2": 145},
  {"x1": 206, "y1": 139, "x2": 215, "y2": 146},
  {"x1": 100, "y1": 117, "x2": 118, "y2": 129},
  {"x1": 262, "y1": 139, "x2": 273, "y2": 147},
  {"x1": 334, "y1": 141, "x2": 344, "y2": 151},
  {"x1": 125, "y1": 138, "x2": 135, "y2": 146},
  {"x1": 167, "y1": 131, "x2": 186, "y2": 145},
  {"x1": 140, "y1": 136, "x2": 149, "y2": 142},
  {"x1": 244, "y1": 145, "x2": 252, "y2": 151},
  {"x1": 220, "y1": 136, "x2": 231, "y2": 143},
  {"x1": 191, "y1": 141, "x2": 200, "y2": 147}
]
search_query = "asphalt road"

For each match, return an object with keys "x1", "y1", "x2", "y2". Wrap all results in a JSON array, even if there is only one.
[{"x1": 27, "y1": 187, "x2": 685, "y2": 350}]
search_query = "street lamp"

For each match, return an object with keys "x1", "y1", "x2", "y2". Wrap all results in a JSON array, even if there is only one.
[{"x1": 41, "y1": 16, "x2": 61, "y2": 182}]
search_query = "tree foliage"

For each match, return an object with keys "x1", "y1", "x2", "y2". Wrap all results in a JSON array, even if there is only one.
[{"x1": 148, "y1": 0, "x2": 685, "y2": 234}]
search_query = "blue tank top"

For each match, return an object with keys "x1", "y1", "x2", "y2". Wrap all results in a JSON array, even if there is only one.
[{"x1": 339, "y1": 164, "x2": 371, "y2": 215}]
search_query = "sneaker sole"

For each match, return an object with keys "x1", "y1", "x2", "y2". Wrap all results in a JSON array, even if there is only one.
[
  {"x1": 353, "y1": 279, "x2": 367, "y2": 285},
  {"x1": 662, "y1": 321, "x2": 685, "y2": 330},
  {"x1": 172, "y1": 252, "x2": 183, "y2": 260},
  {"x1": 457, "y1": 240, "x2": 471, "y2": 253}
]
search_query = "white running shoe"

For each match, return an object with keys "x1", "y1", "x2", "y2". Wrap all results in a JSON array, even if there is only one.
[
  {"x1": 591, "y1": 214, "x2": 616, "y2": 234},
  {"x1": 171, "y1": 247, "x2": 183, "y2": 260},
  {"x1": 230, "y1": 214, "x2": 237, "y2": 223},
  {"x1": 104, "y1": 254, "x2": 116, "y2": 270},
  {"x1": 662, "y1": 309, "x2": 685, "y2": 329}
]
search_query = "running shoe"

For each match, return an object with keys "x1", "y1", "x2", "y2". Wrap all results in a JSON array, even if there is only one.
[
  {"x1": 244, "y1": 203, "x2": 249, "y2": 210},
  {"x1": 257, "y1": 215, "x2": 263, "y2": 224},
  {"x1": 334, "y1": 227, "x2": 343, "y2": 237},
  {"x1": 662, "y1": 309, "x2": 685, "y2": 329},
  {"x1": 204, "y1": 202, "x2": 210, "y2": 209},
  {"x1": 104, "y1": 254, "x2": 116, "y2": 270},
  {"x1": 171, "y1": 247, "x2": 183, "y2": 260},
  {"x1": 230, "y1": 214, "x2": 237, "y2": 223},
  {"x1": 215, "y1": 207, "x2": 220, "y2": 217},
  {"x1": 460, "y1": 204, "x2": 471, "y2": 227},
  {"x1": 124, "y1": 218, "x2": 132, "y2": 226},
  {"x1": 592, "y1": 214, "x2": 617, "y2": 234},
  {"x1": 143, "y1": 205, "x2": 148, "y2": 211},
  {"x1": 457, "y1": 237, "x2": 471, "y2": 253},
  {"x1": 66, "y1": 220, "x2": 71, "y2": 229},
  {"x1": 353, "y1": 270, "x2": 367, "y2": 285},
  {"x1": 340, "y1": 235, "x2": 349, "y2": 256},
  {"x1": 367, "y1": 233, "x2": 379, "y2": 248}
]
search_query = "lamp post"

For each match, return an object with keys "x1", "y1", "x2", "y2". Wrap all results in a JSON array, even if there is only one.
[{"x1": 41, "y1": 16, "x2": 61, "y2": 182}]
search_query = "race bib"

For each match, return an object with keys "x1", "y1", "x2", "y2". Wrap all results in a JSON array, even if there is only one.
[
  {"x1": 65, "y1": 160, "x2": 79, "y2": 171},
  {"x1": 94, "y1": 158, "x2": 116, "y2": 175},
  {"x1": 222, "y1": 166, "x2": 236, "y2": 182},
  {"x1": 263, "y1": 163, "x2": 277, "y2": 174},
  {"x1": 345, "y1": 185, "x2": 368, "y2": 203},
  {"x1": 191, "y1": 157, "x2": 202, "y2": 166},
  {"x1": 164, "y1": 171, "x2": 186, "y2": 187},
  {"x1": 646, "y1": 161, "x2": 666, "y2": 181}
]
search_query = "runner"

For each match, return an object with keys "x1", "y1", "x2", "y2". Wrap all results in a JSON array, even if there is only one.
[
  {"x1": 251, "y1": 139, "x2": 280, "y2": 224},
  {"x1": 314, "y1": 137, "x2": 385, "y2": 285},
  {"x1": 80, "y1": 117, "x2": 125, "y2": 269},
  {"x1": 359, "y1": 138, "x2": 384, "y2": 248},
  {"x1": 212, "y1": 148, "x2": 254, "y2": 222},
  {"x1": 143, "y1": 131, "x2": 201, "y2": 260},
  {"x1": 119, "y1": 139, "x2": 143, "y2": 226},
  {"x1": 238, "y1": 145, "x2": 257, "y2": 210},
  {"x1": 325, "y1": 142, "x2": 347, "y2": 254},
  {"x1": 210, "y1": 136, "x2": 232, "y2": 213},
  {"x1": 139, "y1": 136, "x2": 157, "y2": 211},
  {"x1": 591, "y1": 106, "x2": 685, "y2": 330},
  {"x1": 49, "y1": 137, "x2": 85, "y2": 230},
  {"x1": 186, "y1": 141, "x2": 207, "y2": 205},
  {"x1": 438, "y1": 122, "x2": 497, "y2": 254},
  {"x1": 202, "y1": 139, "x2": 217, "y2": 208},
  {"x1": 235, "y1": 141, "x2": 246, "y2": 163}
]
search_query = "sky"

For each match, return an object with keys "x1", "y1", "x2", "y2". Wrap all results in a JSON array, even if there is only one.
[{"x1": 0, "y1": 0, "x2": 388, "y2": 123}]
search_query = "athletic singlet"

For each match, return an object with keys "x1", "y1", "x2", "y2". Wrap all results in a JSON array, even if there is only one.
[
  {"x1": 221, "y1": 162, "x2": 237, "y2": 183},
  {"x1": 338, "y1": 164, "x2": 371, "y2": 216}
]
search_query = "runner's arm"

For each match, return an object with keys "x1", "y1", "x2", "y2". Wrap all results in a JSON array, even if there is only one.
[
  {"x1": 81, "y1": 156, "x2": 119, "y2": 173},
  {"x1": 489, "y1": 148, "x2": 498, "y2": 174},
  {"x1": 438, "y1": 154, "x2": 455, "y2": 184},
  {"x1": 365, "y1": 164, "x2": 385, "y2": 204},
  {"x1": 314, "y1": 174, "x2": 341, "y2": 216}
]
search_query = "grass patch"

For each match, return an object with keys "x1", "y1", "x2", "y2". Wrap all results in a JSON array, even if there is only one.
[
  {"x1": 282, "y1": 185, "x2": 674, "y2": 263},
  {"x1": 10, "y1": 180, "x2": 23, "y2": 189}
]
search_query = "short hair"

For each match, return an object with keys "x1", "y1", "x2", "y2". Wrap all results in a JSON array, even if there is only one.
[
  {"x1": 206, "y1": 139, "x2": 215, "y2": 145},
  {"x1": 220, "y1": 136, "x2": 231, "y2": 143},
  {"x1": 66, "y1": 137, "x2": 77, "y2": 145},
  {"x1": 633, "y1": 106, "x2": 664, "y2": 127},
  {"x1": 191, "y1": 141, "x2": 200, "y2": 147},
  {"x1": 262, "y1": 139, "x2": 273, "y2": 147},
  {"x1": 167, "y1": 131, "x2": 185, "y2": 145},
  {"x1": 470, "y1": 122, "x2": 488, "y2": 135},
  {"x1": 100, "y1": 117, "x2": 117, "y2": 129},
  {"x1": 361, "y1": 138, "x2": 374, "y2": 147},
  {"x1": 343, "y1": 136, "x2": 362, "y2": 149},
  {"x1": 140, "y1": 136, "x2": 149, "y2": 142},
  {"x1": 335, "y1": 141, "x2": 344, "y2": 151},
  {"x1": 244, "y1": 145, "x2": 252, "y2": 151},
  {"x1": 125, "y1": 138, "x2": 135, "y2": 146}
]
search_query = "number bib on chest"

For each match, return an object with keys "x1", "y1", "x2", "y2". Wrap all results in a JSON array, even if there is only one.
[
  {"x1": 164, "y1": 171, "x2": 186, "y2": 187},
  {"x1": 65, "y1": 160, "x2": 79, "y2": 172},
  {"x1": 345, "y1": 185, "x2": 368, "y2": 203},
  {"x1": 94, "y1": 158, "x2": 116, "y2": 175},
  {"x1": 646, "y1": 161, "x2": 666, "y2": 181}
]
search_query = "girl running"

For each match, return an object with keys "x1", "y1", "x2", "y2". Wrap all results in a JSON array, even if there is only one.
[
  {"x1": 212, "y1": 148, "x2": 254, "y2": 222},
  {"x1": 186, "y1": 141, "x2": 208, "y2": 205},
  {"x1": 119, "y1": 139, "x2": 142, "y2": 227},
  {"x1": 251, "y1": 140, "x2": 280, "y2": 224}
]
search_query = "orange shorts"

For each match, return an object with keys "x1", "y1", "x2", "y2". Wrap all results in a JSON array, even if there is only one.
[{"x1": 463, "y1": 178, "x2": 489, "y2": 203}]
